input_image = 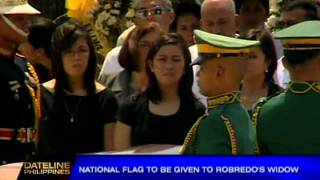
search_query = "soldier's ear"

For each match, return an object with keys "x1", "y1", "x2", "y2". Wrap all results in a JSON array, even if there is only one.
[{"x1": 216, "y1": 65, "x2": 225, "y2": 78}]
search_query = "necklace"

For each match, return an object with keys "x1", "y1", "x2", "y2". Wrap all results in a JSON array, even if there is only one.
[{"x1": 63, "y1": 97, "x2": 82, "y2": 123}]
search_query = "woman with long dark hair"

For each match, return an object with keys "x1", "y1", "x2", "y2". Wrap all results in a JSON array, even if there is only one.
[
  {"x1": 39, "y1": 20, "x2": 118, "y2": 155},
  {"x1": 114, "y1": 33, "x2": 205, "y2": 150},
  {"x1": 241, "y1": 28, "x2": 282, "y2": 111}
]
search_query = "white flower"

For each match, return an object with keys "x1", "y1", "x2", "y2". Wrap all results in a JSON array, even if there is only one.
[
  {"x1": 126, "y1": 20, "x2": 134, "y2": 28},
  {"x1": 95, "y1": 11, "x2": 110, "y2": 31},
  {"x1": 98, "y1": 28, "x2": 110, "y2": 36},
  {"x1": 98, "y1": 11, "x2": 110, "y2": 22},
  {"x1": 126, "y1": 9, "x2": 135, "y2": 18},
  {"x1": 107, "y1": 16, "x2": 118, "y2": 26},
  {"x1": 104, "y1": 4, "x2": 112, "y2": 10},
  {"x1": 267, "y1": 15, "x2": 278, "y2": 28},
  {"x1": 111, "y1": 9, "x2": 120, "y2": 15},
  {"x1": 114, "y1": 1, "x2": 121, "y2": 8}
]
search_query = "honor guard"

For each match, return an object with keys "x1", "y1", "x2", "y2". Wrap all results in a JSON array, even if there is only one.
[
  {"x1": 0, "y1": 0, "x2": 40, "y2": 164},
  {"x1": 180, "y1": 30, "x2": 258, "y2": 154},
  {"x1": 254, "y1": 20, "x2": 320, "y2": 154},
  {"x1": 254, "y1": 21, "x2": 320, "y2": 154}
]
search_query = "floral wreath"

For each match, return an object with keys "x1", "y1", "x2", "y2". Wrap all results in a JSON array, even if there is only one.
[
  {"x1": 66, "y1": 0, "x2": 134, "y2": 56},
  {"x1": 266, "y1": 0, "x2": 289, "y2": 31}
]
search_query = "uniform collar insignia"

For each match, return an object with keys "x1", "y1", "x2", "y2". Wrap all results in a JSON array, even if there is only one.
[
  {"x1": 207, "y1": 91, "x2": 241, "y2": 109},
  {"x1": 287, "y1": 81, "x2": 320, "y2": 94}
]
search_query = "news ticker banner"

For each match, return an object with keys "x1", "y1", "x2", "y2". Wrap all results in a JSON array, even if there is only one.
[{"x1": 66, "y1": 156, "x2": 320, "y2": 180}]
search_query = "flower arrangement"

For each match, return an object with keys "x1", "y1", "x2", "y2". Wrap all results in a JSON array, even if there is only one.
[
  {"x1": 266, "y1": 0, "x2": 290, "y2": 31},
  {"x1": 66, "y1": 0, "x2": 134, "y2": 56}
]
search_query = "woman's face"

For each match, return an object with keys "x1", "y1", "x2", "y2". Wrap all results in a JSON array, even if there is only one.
[
  {"x1": 136, "y1": 31, "x2": 159, "y2": 70},
  {"x1": 176, "y1": 14, "x2": 199, "y2": 46},
  {"x1": 149, "y1": 44, "x2": 185, "y2": 86},
  {"x1": 62, "y1": 37, "x2": 90, "y2": 78},
  {"x1": 19, "y1": 42, "x2": 36, "y2": 62},
  {"x1": 245, "y1": 47, "x2": 269, "y2": 80}
]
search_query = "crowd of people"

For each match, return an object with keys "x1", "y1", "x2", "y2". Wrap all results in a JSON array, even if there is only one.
[{"x1": 1, "y1": 0, "x2": 320, "y2": 164}]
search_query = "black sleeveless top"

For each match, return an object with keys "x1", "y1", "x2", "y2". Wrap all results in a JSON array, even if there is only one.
[
  {"x1": 39, "y1": 87, "x2": 118, "y2": 155},
  {"x1": 119, "y1": 95, "x2": 205, "y2": 146}
]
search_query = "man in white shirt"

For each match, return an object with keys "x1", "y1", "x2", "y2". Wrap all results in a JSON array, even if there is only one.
[
  {"x1": 190, "y1": 0, "x2": 239, "y2": 105},
  {"x1": 98, "y1": 0, "x2": 175, "y2": 84}
]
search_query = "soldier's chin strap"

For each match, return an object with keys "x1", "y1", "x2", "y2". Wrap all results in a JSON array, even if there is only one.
[{"x1": 0, "y1": 15, "x2": 28, "y2": 38}]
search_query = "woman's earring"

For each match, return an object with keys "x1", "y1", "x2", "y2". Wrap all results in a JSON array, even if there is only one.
[{"x1": 265, "y1": 69, "x2": 269, "y2": 73}]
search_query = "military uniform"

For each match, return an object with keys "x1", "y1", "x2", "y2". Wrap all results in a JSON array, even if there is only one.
[
  {"x1": 254, "y1": 21, "x2": 320, "y2": 154},
  {"x1": 181, "y1": 92, "x2": 256, "y2": 154},
  {"x1": 255, "y1": 82, "x2": 320, "y2": 154},
  {"x1": 180, "y1": 30, "x2": 259, "y2": 154},
  {"x1": 0, "y1": 54, "x2": 36, "y2": 164},
  {"x1": 0, "y1": 0, "x2": 40, "y2": 164}
]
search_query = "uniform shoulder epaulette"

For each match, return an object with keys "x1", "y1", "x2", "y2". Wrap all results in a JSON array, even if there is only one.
[
  {"x1": 179, "y1": 113, "x2": 208, "y2": 154},
  {"x1": 251, "y1": 91, "x2": 281, "y2": 128},
  {"x1": 251, "y1": 97, "x2": 268, "y2": 128},
  {"x1": 251, "y1": 92, "x2": 280, "y2": 154},
  {"x1": 220, "y1": 115, "x2": 238, "y2": 155}
]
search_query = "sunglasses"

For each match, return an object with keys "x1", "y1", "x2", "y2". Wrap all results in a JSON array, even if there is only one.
[{"x1": 135, "y1": 6, "x2": 172, "y2": 19}]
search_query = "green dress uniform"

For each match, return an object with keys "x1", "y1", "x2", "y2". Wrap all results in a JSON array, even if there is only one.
[
  {"x1": 0, "y1": 54, "x2": 36, "y2": 164},
  {"x1": 180, "y1": 30, "x2": 259, "y2": 154},
  {"x1": 181, "y1": 92, "x2": 256, "y2": 154},
  {"x1": 253, "y1": 21, "x2": 320, "y2": 154},
  {"x1": 255, "y1": 82, "x2": 320, "y2": 154}
]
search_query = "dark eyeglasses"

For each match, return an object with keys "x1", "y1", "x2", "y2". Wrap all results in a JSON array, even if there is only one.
[{"x1": 135, "y1": 6, "x2": 172, "y2": 19}]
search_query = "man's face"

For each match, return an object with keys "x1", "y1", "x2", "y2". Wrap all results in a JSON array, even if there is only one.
[
  {"x1": 280, "y1": 8, "x2": 307, "y2": 28},
  {"x1": 196, "y1": 59, "x2": 220, "y2": 97},
  {"x1": 5, "y1": 14, "x2": 30, "y2": 34},
  {"x1": 239, "y1": 0, "x2": 267, "y2": 32},
  {"x1": 133, "y1": 0, "x2": 174, "y2": 32},
  {"x1": 200, "y1": 2, "x2": 237, "y2": 36},
  {"x1": 0, "y1": 14, "x2": 30, "y2": 45},
  {"x1": 176, "y1": 14, "x2": 200, "y2": 46}
]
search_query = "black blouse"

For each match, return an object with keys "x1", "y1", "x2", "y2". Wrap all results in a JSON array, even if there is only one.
[
  {"x1": 119, "y1": 95, "x2": 205, "y2": 146},
  {"x1": 267, "y1": 81, "x2": 283, "y2": 97},
  {"x1": 247, "y1": 81, "x2": 283, "y2": 115},
  {"x1": 39, "y1": 87, "x2": 118, "y2": 155}
]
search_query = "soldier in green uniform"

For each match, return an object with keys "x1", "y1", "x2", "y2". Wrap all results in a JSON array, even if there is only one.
[
  {"x1": 0, "y1": 0, "x2": 40, "y2": 164},
  {"x1": 254, "y1": 20, "x2": 320, "y2": 154},
  {"x1": 180, "y1": 30, "x2": 258, "y2": 154}
]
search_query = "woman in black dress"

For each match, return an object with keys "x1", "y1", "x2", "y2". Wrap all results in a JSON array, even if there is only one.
[
  {"x1": 39, "y1": 20, "x2": 118, "y2": 155},
  {"x1": 114, "y1": 33, "x2": 205, "y2": 150}
]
